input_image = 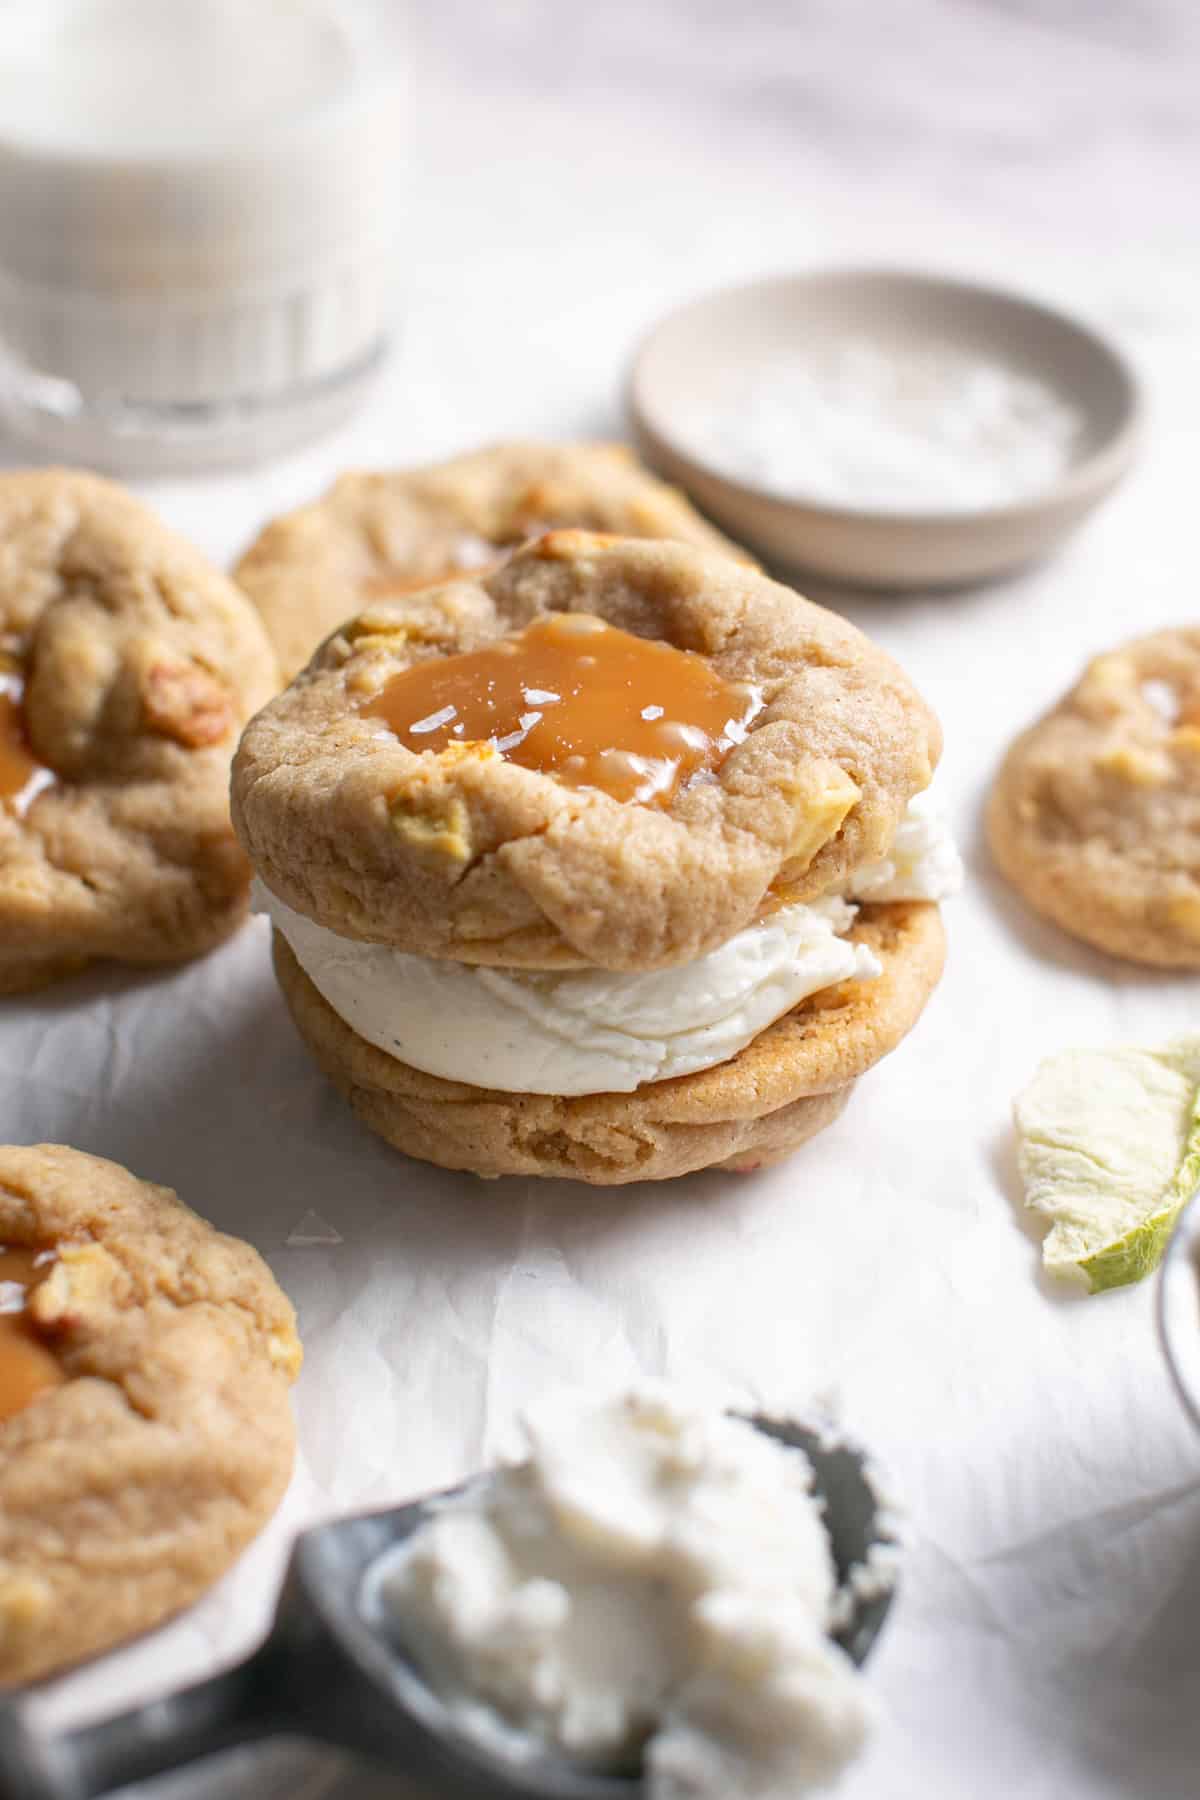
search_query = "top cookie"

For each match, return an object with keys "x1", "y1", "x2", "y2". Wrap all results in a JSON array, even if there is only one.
[
  {"x1": 233, "y1": 532, "x2": 941, "y2": 972},
  {"x1": 988, "y1": 627, "x2": 1200, "y2": 966},
  {"x1": 233, "y1": 441, "x2": 750, "y2": 682},
  {"x1": 0, "y1": 470, "x2": 278, "y2": 994}
]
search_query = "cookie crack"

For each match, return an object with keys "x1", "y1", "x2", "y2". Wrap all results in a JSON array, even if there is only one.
[{"x1": 448, "y1": 817, "x2": 558, "y2": 891}]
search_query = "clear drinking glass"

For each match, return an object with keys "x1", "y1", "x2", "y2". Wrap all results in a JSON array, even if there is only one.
[{"x1": 0, "y1": 0, "x2": 408, "y2": 471}]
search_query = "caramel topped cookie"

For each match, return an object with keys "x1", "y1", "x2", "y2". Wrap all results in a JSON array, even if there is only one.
[
  {"x1": 233, "y1": 532, "x2": 941, "y2": 972},
  {"x1": 0, "y1": 470, "x2": 278, "y2": 994},
  {"x1": 238, "y1": 531, "x2": 955, "y2": 1183},
  {"x1": 988, "y1": 627, "x2": 1200, "y2": 966},
  {"x1": 233, "y1": 441, "x2": 751, "y2": 682},
  {"x1": 0, "y1": 1144, "x2": 300, "y2": 1685}
]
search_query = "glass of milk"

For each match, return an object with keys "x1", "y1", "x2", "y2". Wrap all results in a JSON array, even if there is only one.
[{"x1": 0, "y1": 0, "x2": 408, "y2": 470}]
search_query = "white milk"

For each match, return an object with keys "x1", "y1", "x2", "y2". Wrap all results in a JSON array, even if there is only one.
[{"x1": 0, "y1": 0, "x2": 407, "y2": 468}]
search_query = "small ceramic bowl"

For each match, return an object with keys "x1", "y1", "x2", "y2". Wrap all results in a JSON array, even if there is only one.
[
  {"x1": 1158, "y1": 1192, "x2": 1200, "y2": 1436},
  {"x1": 627, "y1": 268, "x2": 1142, "y2": 590}
]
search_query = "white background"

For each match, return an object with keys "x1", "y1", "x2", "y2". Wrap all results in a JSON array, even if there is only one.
[{"x1": 7, "y1": 2, "x2": 1200, "y2": 1795}]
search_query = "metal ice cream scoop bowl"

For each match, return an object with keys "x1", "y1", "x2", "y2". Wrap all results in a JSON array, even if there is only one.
[{"x1": 0, "y1": 1417, "x2": 898, "y2": 1800}]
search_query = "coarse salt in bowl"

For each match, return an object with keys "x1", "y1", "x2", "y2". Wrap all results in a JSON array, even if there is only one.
[{"x1": 628, "y1": 268, "x2": 1142, "y2": 590}]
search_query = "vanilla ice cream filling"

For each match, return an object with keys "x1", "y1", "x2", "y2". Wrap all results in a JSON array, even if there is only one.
[
  {"x1": 847, "y1": 789, "x2": 963, "y2": 902},
  {"x1": 259, "y1": 885, "x2": 878, "y2": 1095},
  {"x1": 258, "y1": 795, "x2": 960, "y2": 1098}
]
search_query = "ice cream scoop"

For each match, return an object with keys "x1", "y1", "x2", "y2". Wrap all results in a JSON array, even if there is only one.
[{"x1": 0, "y1": 1417, "x2": 897, "y2": 1800}]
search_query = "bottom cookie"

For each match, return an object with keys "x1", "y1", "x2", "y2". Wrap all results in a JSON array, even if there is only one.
[
  {"x1": 271, "y1": 899, "x2": 944, "y2": 1184},
  {"x1": 0, "y1": 1145, "x2": 301, "y2": 1686},
  {"x1": 0, "y1": 953, "x2": 92, "y2": 998}
]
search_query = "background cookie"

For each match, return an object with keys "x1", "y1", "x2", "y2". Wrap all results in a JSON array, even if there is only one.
[
  {"x1": 0, "y1": 1144, "x2": 300, "y2": 1686},
  {"x1": 988, "y1": 627, "x2": 1200, "y2": 966},
  {"x1": 0, "y1": 471, "x2": 278, "y2": 994},
  {"x1": 234, "y1": 440, "x2": 752, "y2": 681},
  {"x1": 271, "y1": 900, "x2": 945, "y2": 1183},
  {"x1": 234, "y1": 532, "x2": 941, "y2": 972}
]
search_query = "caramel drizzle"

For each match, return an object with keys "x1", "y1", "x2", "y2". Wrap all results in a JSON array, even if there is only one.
[
  {"x1": 360, "y1": 613, "x2": 762, "y2": 807},
  {"x1": 0, "y1": 1246, "x2": 64, "y2": 1422},
  {"x1": 0, "y1": 668, "x2": 54, "y2": 817}
]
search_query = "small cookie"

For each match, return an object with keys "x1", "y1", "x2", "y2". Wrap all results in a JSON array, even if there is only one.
[
  {"x1": 233, "y1": 532, "x2": 940, "y2": 972},
  {"x1": 270, "y1": 900, "x2": 945, "y2": 1183},
  {"x1": 234, "y1": 441, "x2": 751, "y2": 682},
  {"x1": 0, "y1": 470, "x2": 278, "y2": 994},
  {"x1": 988, "y1": 628, "x2": 1200, "y2": 966},
  {"x1": 0, "y1": 1144, "x2": 301, "y2": 1686}
]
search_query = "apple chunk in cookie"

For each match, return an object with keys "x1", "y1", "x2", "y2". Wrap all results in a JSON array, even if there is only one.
[{"x1": 235, "y1": 532, "x2": 959, "y2": 1183}]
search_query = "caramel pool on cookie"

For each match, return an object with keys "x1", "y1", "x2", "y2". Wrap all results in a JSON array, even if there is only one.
[
  {"x1": 0, "y1": 470, "x2": 278, "y2": 996},
  {"x1": 361, "y1": 612, "x2": 764, "y2": 806},
  {"x1": 0, "y1": 668, "x2": 53, "y2": 819},
  {"x1": 0, "y1": 1244, "x2": 63, "y2": 1421}
]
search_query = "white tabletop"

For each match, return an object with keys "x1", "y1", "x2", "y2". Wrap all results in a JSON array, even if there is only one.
[{"x1": 7, "y1": 4, "x2": 1200, "y2": 1796}]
